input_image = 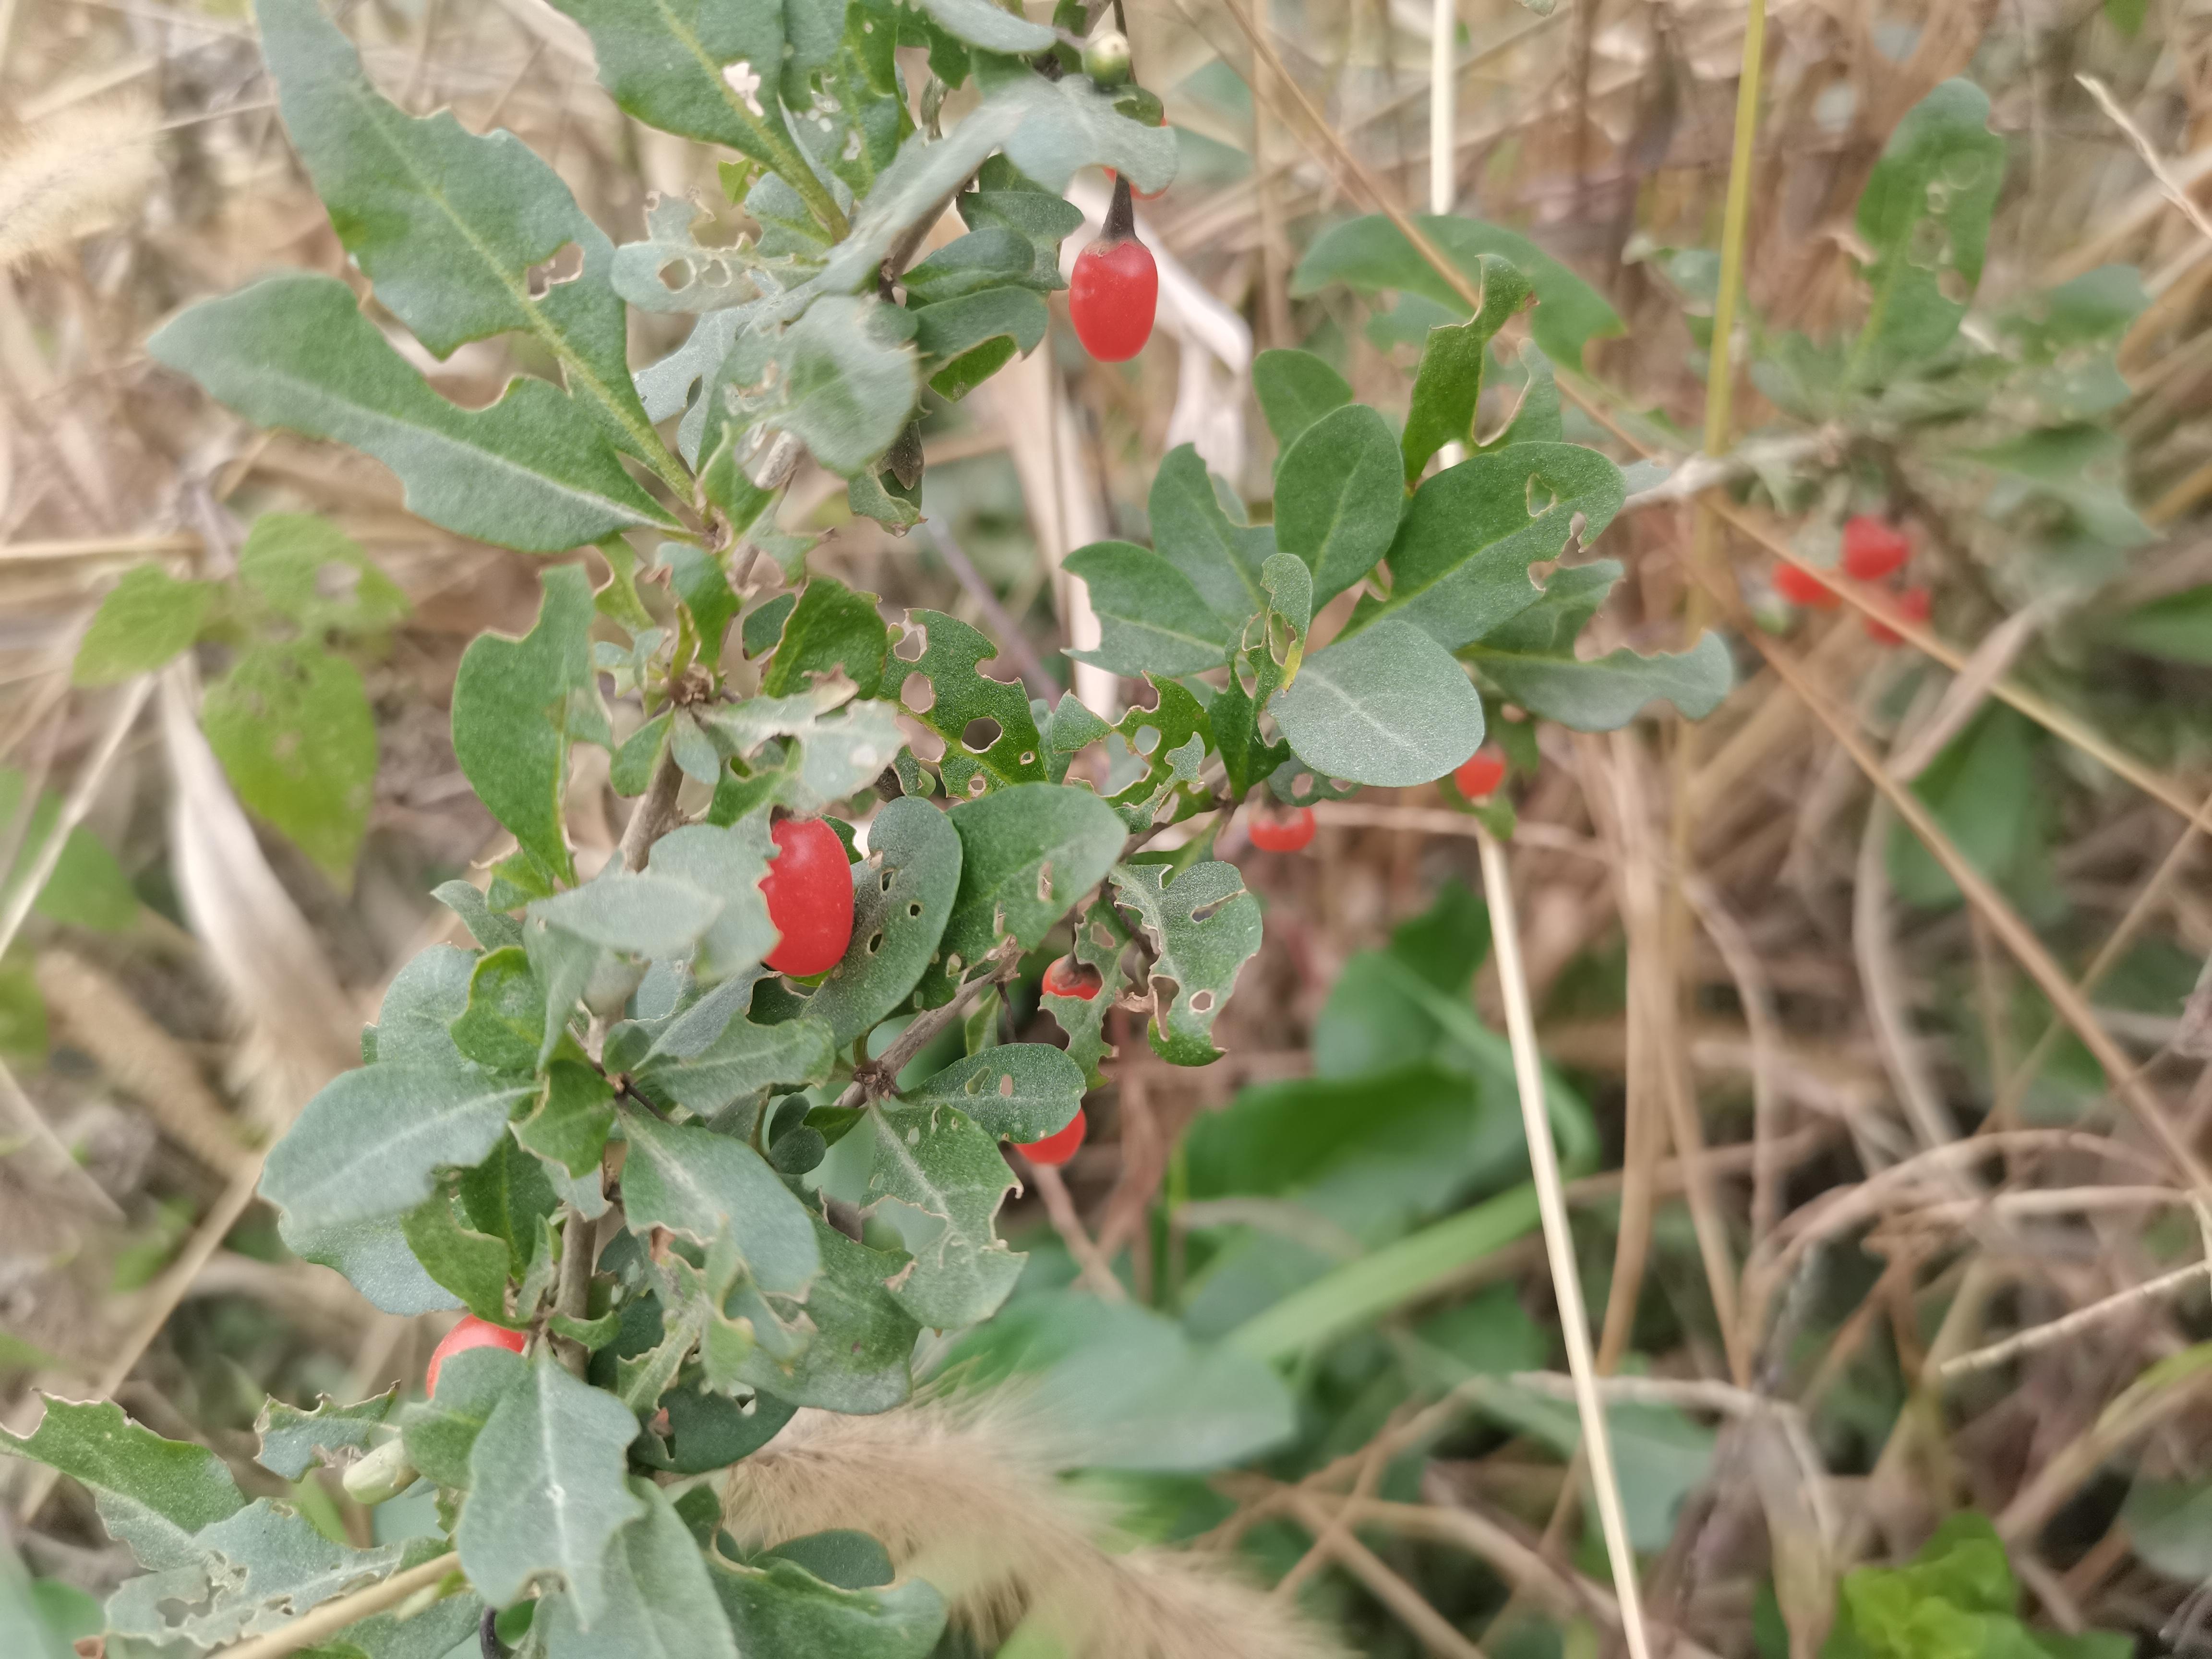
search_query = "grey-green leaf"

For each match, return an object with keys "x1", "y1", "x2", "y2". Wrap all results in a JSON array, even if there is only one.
[
  {"x1": 1109, "y1": 861, "x2": 1262, "y2": 1065},
  {"x1": 640, "y1": 819, "x2": 779, "y2": 981},
  {"x1": 147, "y1": 275, "x2": 675, "y2": 553},
  {"x1": 1272, "y1": 619, "x2": 1485, "y2": 788},
  {"x1": 1273, "y1": 404, "x2": 1402, "y2": 607},
  {"x1": 863, "y1": 1100, "x2": 1022, "y2": 1329},
  {"x1": 618, "y1": 1109, "x2": 822, "y2": 1294},
  {"x1": 255, "y1": 1390, "x2": 397, "y2": 1481},
  {"x1": 0, "y1": 1398, "x2": 243, "y2": 1567},
  {"x1": 1147, "y1": 445, "x2": 1268, "y2": 629},
  {"x1": 806, "y1": 795, "x2": 962, "y2": 1044},
  {"x1": 540, "y1": 1481, "x2": 738, "y2": 1659},
  {"x1": 456, "y1": 1357, "x2": 646, "y2": 1625},
  {"x1": 1064, "y1": 541, "x2": 1233, "y2": 676},
  {"x1": 905, "y1": 1046, "x2": 1083, "y2": 1142},
  {"x1": 1253, "y1": 348, "x2": 1352, "y2": 452},
  {"x1": 925, "y1": 783, "x2": 1128, "y2": 1003}
]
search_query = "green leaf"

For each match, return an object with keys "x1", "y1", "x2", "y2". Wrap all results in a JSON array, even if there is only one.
[
  {"x1": 913, "y1": 0, "x2": 1054, "y2": 50},
  {"x1": 1109, "y1": 860, "x2": 1262, "y2": 1065},
  {"x1": 433, "y1": 883, "x2": 525, "y2": 953},
  {"x1": 450, "y1": 946, "x2": 555, "y2": 1074},
  {"x1": 458, "y1": 1132, "x2": 563, "y2": 1277},
  {"x1": 1293, "y1": 214, "x2": 1623, "y2": 369},
  {"x1": 515, "y1": 1060, "x2": 617, "y2": 1178},
  {"x1": 450, "y1": 565, "x2": 606, "y2": 886},
  {"x1": 618, "y1": 1109, "x2": 822, "y2": 1294},
  {"x1": 1272, "y1": 619, "x2": 1485, "y2": 788},
  {"x1": 1966, "y1": 424, "x2": 2152, "y2": 550},
  {"x1": 711, "y1": 1557, "x2": 946, "y2": 1658},
  {"x1": 748, "y1": 1220, "x2": 918, "y2": 1413},
  {"x1": 943, "y1": 1293, "x2": 1294, "y2": 1471},
  {"x1": 2111, "y1": 584, "x2": 2212, "y2": 663},
  {"x1": 761, "y1": 1532, "x2": 894, "y2": 1590},
  {"x1": 957, "y1": 180, "x2": 1084, "y2": 291},
  {"x1": 1042, "y1": 896, "x2": 1127, "y2": 1085},
  {"x1": 237, "y1": 513, "x2": 409, "y2": 636},
  {"x1": 648, "y1": 819, "x2": 781, "y2": 981},
  {"x1": 1889, "y1": 706, "x2": 2053, "y2": 914},
  {"x1": 805, "y1": 795, "x2": 962, "y2": 1044},
  {"x1": 0, "y1": 1397, "x2": 244, "y2": 1564},
  {"x1": 703, "y1": 692, "x2": 906, "y2": 815},
  {"x1": 760, "y1": 576, "x2": 892, "y2": 699},
  {"x1": 901, "y1": 227, "x2": 1042, "y2": 300},
  {"x1": 72, "y1": 564, "x2": 214, "y2": 685},
  {"x1": 1102, "y1": 676, "x2": 1214, "y2": 831},
  {"x1": 202, "y1": 642, "x2": 378, "y2": 883},
  {"x1": 1346, "y1": 444, "x2": 1624, "y2": 650},
  {"x1": 660, "y1": 543, "x2": 744, "y2": 661},
  {"x1": 1398, "y1": 262, "x2": 1534, "y2": 482},
  {"x1": 261, "y1": 1063, "x2": 536, "y2": 1233},
  {"x1": 905, "y1": 1045, "x2": 1083, "y2": 1142},
  {"x1": 1272, "y1": 404, "x2": 1403, "y2": 607},
  {"x1": 255, "y1": 0, "x2": 670, "y2": 477},
  {"x1": 1038, "y1": 691, "x2": 1110, "y2": 785},
  {"x1": 913, "y1": 286, "x2": 1048, "y2": 400},
  {"x1": 1849, "y1": 79, "x2": 2007, "y2": 387},
  {"x1": 539, "y1": 1481, "x2": 738, "y2": 1659},
  {"x1": 862, "y1": 1097, "x2": 1022, "y2": 1328},
  {"x1": 0, "y1": 767, "x2": 139, "y2": 933},
  {"x1": 105, "y1": 1498, "x2": 404, "y2": 1647},
  {"x1": 147, "y1": 275, "x2": 676, "y2": 553},
  {"x1": 2121, "y1": 1478, "x2": 2212, "y2": 1579},
  {"x1": 1473, "y1": 632, "x2": 1733, "y2": 732},
  {"x1": 1064, "y1": 542, "x2": 1232, "y2": 676},
  {"x1": 285, "y1": 1212, "x2": 460, "y2": 1317},
  {"x1": 456, "y1": 1357, "x2": 647, "y2": 1624},
  {"x1": 256, "y1": 1390, "x2": 397, "y2": 1481},
  {"x1": 1252, "y1": 347, "x2": 1351, "y2": 451},
  {"x1": 2104, "y1": 0, "x2": 2147, "y2": 32},
  {"x1": 758, "y1": 296, "x2": 920, "y2": 477},
  {"x1": 897, "y1": 610, "x2": 1047, "y2": 798},
  {"x1": 0, "y1": 1548, "x2": 79, "y2": 1659},
  {"x1": 625, "y1": 978, "x2": 837, "y2": 1123},
  {"x1": 404, "y1": 1177, "x2": 520, "y2": 1321},
  {"x1": 1147, "y1": 445, "x2": 1269, "y2": 631},
  {"x1": 398, "y1": 1344, "x2": 524, "y2": 1488},
  {"x1": 924, "y1": 782, "x2": 1128, "y2": 1003}
]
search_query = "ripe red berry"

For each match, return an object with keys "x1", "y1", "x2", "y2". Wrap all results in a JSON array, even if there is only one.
[
  {"x1": 1016, "y1": 1107, "x2": 1086, "y2": 1167},
  {"x1": 1841, "y1": 514, "x2": 1911, "y2": 582},
  {"x1": 762, "y1": 817, "x2": 854, "y2": 976},
  {"x1": 1453, "y1": 748, "x2": 1507, "y2": 799},
  {"x1": 1864, "y1": 585, "x2": 1932, "y2": 646},
  {"x1": 1773, "y1": 562, "x2": 1840, "y2": 609},
  {"x1": 1042, "y1": 955, "x2": 1103, "y2": 1001},
  {"x1": 1247, "y1": 805, "x2": 1316, "y2": 853},
  {"x1": 426, "y1": 1316, "x2": 526, "y2": 1396},
  {"x1": 1069, "y1": 176, "x2": 1157, "y2": 363}
]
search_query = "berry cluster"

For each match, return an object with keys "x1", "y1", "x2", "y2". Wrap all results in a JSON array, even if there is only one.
[{"x1": 1775, "y1": 514, "x2": 1930, "y2": 645}]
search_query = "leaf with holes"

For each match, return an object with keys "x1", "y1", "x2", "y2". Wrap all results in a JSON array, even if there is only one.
[
  {"x1": 1064, "y1": 542, "x2": 1233, "y2": 678},
  {"x1": 202, "y1": 643, "x2": 377, "y2": 886},
  {"x1": 148, "y1": 276, "x2": 676, "y2": 553},
  {"x1": 1397, "y1": 261, "x2": 1534, "y2": 482},
  {"x1": 613, "y1": 194, "x2": 803, "y2": 317},
  {"x1": 1342, "y1": 445, "x2": 1624, "y2": 652},
  {"x1": 1110, "y1": 860, "x2": 1262, "y2": 1066},
  {"x1": 1254, "y1": 348, "x2": 1353, "y2": 452},
  {"x1": 921, "y1": 783, "x2": 1127, "y2": 1005},
  {"x1": 896, "y1": 610, "x2": 1046, "y2": 799},
  {"x1": 1147, "y1": 445, "x2": 1272, "y2": 633},
  {"x1": 254, "y1": 1390, "x2": 397, "y2": 1481},
  {"x1": 760, "y1": 576, "x2": 892, "y2": 699},
  {"x1": 1849, "y1": 79, "x2": 2006, "y2": 388},
  {"x1": 1104, "y1": 677, "x2": 1215, "y2": 831},
  {"x1": 704, "y1": 693, "x2": 905, "y2": 815},
  {"x1": 1273, "y1": 618, "x2": 1485, "y2": 788},
  {"x1": 258, "y1": 0, "x2": 669, "y2": 474},
  {"x1": 862, "y1": 1099, "x2": 1022, "y2": 1329},
  {"x1": 905, "y1": 1045, "x2": 1084, "y2": 1143},
  {"x1": 1271, "y1": 405, "x2": 1402, "y2": 608},
  {"x1": 806, "y1": 795, "x2": 962, "y2": 1045},
  {"x1": 456, "y1": 1356, "x2": 645, "y2": 1624}
]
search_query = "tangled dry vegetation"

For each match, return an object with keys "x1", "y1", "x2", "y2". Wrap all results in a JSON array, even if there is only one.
[{"x1": 3, "y1": 0, "x2": 2212, "y2": 1654}]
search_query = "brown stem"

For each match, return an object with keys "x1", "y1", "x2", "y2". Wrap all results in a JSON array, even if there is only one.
[
  {"x1": 1102, "y1": 171, "x2": 1136, "y2": 243},
  {"x1": 617, "y1": 746, "x2": 686, "y2": 873}
]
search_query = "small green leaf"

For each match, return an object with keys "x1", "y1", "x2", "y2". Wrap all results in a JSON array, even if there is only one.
[
  {"x1": 924, "y1": 782, "x2": 1128, "y2": 1003},
  {"x1": 901, "y1": 228, "x2": 1042, "y2": 300},
  {"x1": 458, "y1": 1132, "x2": 563, "y2": 1277},
  {"x1": 147, "y1": 275, "x2": 676, "y2": 553},
  {"x1": 0, "y1": 1397, "x2": 244, "y2": 1564},
  {"x1": 905, "y1": 1045, "x2": 1083, "y2": 1142},
  {"x1": 260, "y1": 1063, "x2": 536, "y2": 1233},
  {"x1": 1253, "y1": 348, "x2": 1352, "y2": 451},
  {"x1": 760, "y1": 576, "x2": 892, "y2": 699},
  {"x1": 957, "y1": 182, "x2": 1083, "y2": 291},
  {"x1": 626, "y1": 979, "x2": 837, "y2": 1125},
  {"x1": 402, "y1": 1176, "x2": 515, "y2": 1322},
  {"x1": 285, "y1": 1213, "x2": 460, "y2": 1317},
  {"x1": 398, "y1": 1345, "x2": 524, "y2": 1489},
  {"x1": 805, "y1": 795, "x2": 962, "y2": 1044},
  {"x1": 1147, "y1": 445, "x2": 1269, "y2": 631},
  {"x1": 451, "y1": 565, "x2": 608, "y2": 885},
  {"x1": 703, "y1": 693, "x2": 906, "y2": 815},
  {"x1": 1398, "y1": 264, "x2": 1534, "y2": 482},
  {"x1": 2111, "y1": 584, "x2": 2212, "y2": 663},
  {"x1": 538, "y1": 1480, "x2": 739, "y2": 1659},
  {"x1": 457, "y1": 1357, "x2": 646, "y2": 1623},
  {"x1": 1039, "y1": 691, "x2": 1110, "y2": 785},
  {"x1": 912, "y1": 0, "x2": 1055, "y2": 50},
  {"x1": 914, "y1": 286, "x2": 1047, "y2": 400},
  {"x1": 618, "y1": 1109, "x2": 822, "y2": 1294},
  {"x1": 1042, "y1": 896, "x2": 1127, "y2": 1085},
  {"x1": 531, "y1": 870, "x2": 719, "y2": 961},
  {"x1": 897, "y1": 610, "x2": 1047, "y2": 798},
  {"x1": 450, "y1": 947, "x2": 553, "y2": 1073},
  {"x1": 1272, "y1": 619, "x2": 1485, "y2": 788},
  {"x1": 514, "y1": 1060, "x2": 617, "y2": 1178},
  {"x1": 862, "y1": 1098, "x2": 1022, "y2": 1328},
  {"x1": 236, "y1": 513, "x2": 409, "y2": 636},
  {"x1": 1110, "y1": 860, "x2": 1262, "y2": 1065},
  {"x1": 202, "y1": 642, "x2": 378, "y2": 884},
  {"x1": 255, "y1": 1391, "x2": 397, "y2": 1481},
  {"x1": 72, "y1": 565, "x2": 214, "y2": 685},
  {"x1": 1102, "y1": 676, "x2": 1214, "y2": 831},
  {"x1": 1272, "y1": 404, "x2": 1403, "y2": 607},
  {"x1": 1471, "y1": 632, "x2": 1734, "y2": 732},
  {"x1": 758, "y1": 296, "x2": 921, "y2": 477},
  {"x1": 434, "y1": 882, "x2": 525, "y2": 952},
  {"x1": 1064, "y1": 541, "x2": 1232, "y2": 677}
]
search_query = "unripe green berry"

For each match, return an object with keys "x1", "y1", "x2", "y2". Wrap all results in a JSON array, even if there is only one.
[
  {"x1": 342, "y1": 1437, "x2": 420, "y2": 1506},
  {"x1": 1084, "y1": 30, "x2": 1131, "y2": 85}
]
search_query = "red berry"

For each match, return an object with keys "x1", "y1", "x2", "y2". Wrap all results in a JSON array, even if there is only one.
[
  {"x1": 1016, "y1": 1106, "x2": 1086, "y2": 1167},
  {"x1": 1773, "y1": 562, "x2": 1840, "y2": 609},
  {"x1": 1042, "y1": 955, "x2": 1103, "y2": 1001},
  {"x1": 1841, "y1": 515, "x2": 1911, "y2": 582},
  {"x1": 762, "y1": 818, "x2": 854, "y2": 976},
  {"x1": 1247, "y1": 805, "x2": 1316, "y2": 853},
  {"x1": 426, "y1": 1316, "x2": 526, "y2": 1396},
  {"x1": 1453, "y1": 748, "x2": 1507, "y2": 799},
  {"x1": 1864, "y1": 585, "x2": 1932, "y2": 646},
  {"x1": 1069, "y1": 176, "x2": 1157, "y2": 363}
]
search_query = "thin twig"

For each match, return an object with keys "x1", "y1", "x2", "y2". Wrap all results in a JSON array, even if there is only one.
[
  {"x1": 1283, "y1": 1490, "x2": 1489, "y2": 1659},
  {"x1": 0, "y1": 676, "x2": 153, "y2": 963},
  {"x1": 1939, "y1": 1258, "x2": 2212, "y2": 1380},
  {"x1": 1474, "y1": 824, "x2": 1652, "y2": 1659},
  {"x1": 832, "y1": 962, "x2": 1014, "y2": 1110},
  {"x1": 2078, "y1": 75, "x2": 2212, "y2": 250},
  {"x1": 215, "y1": 1553, "x2": 461, "y2": 1659},
  {"x1": 1023, "y1": 1158, "x2": 1125, "y2": 1300}
]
